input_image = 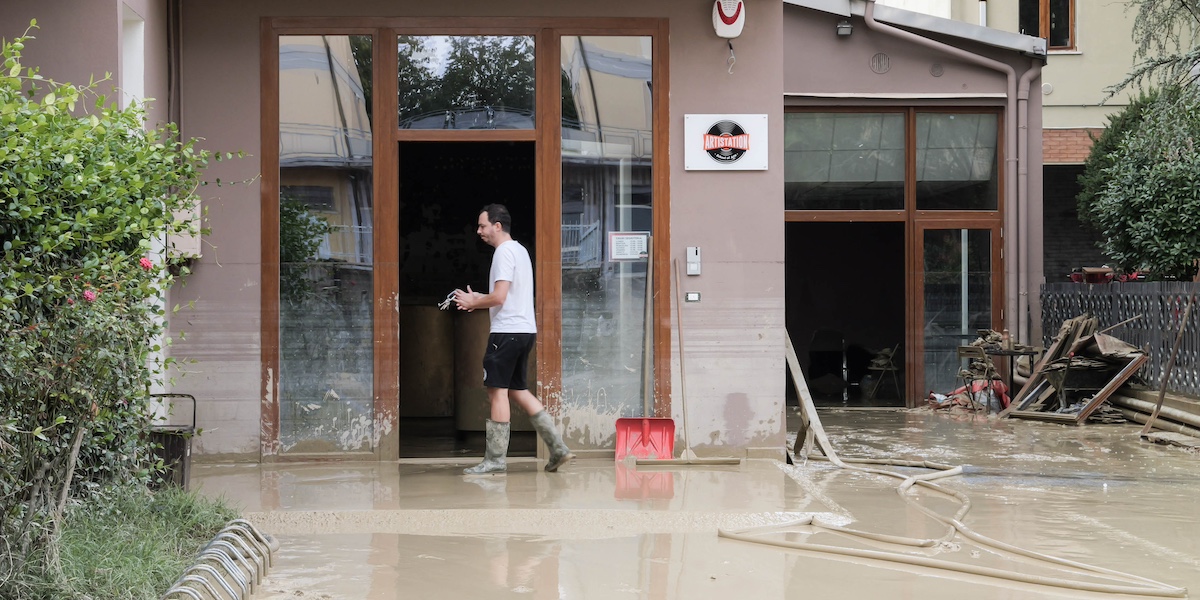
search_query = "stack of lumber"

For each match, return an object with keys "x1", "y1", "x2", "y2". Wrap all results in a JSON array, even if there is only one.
[
  {"x1": 1110, "y1": 387, "x2": 1200, "y2": 440},
  {"x1": 1001, "y1": 315, "x2": 1148, "y2": 424}
]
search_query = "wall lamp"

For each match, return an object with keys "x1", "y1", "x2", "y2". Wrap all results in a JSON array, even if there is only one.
[{"x1": 836, "y1": 19, "x2": 853, "y2": 36}]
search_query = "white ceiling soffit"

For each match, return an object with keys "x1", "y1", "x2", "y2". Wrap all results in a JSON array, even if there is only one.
[{"x1": 783, "y1": 0, "x2": 1048, "y2": 57}]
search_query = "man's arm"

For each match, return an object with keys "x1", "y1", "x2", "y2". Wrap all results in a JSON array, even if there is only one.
[{"x1": 454, "y1": 280, "x2": 510, "y2": 312}]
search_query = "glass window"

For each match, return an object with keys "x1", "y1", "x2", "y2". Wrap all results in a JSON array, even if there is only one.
[
  {"x1": 922, "y1": 229, "x2": 993, "y2": 395},
  {"x1": 784, "y1": 113, "x2": 905, "y2": 210},
  {"x1": 561, "y1": 36, "x2": 654, "y2": 449},
  {"x1": 1019, "y1": 0, "x2": 1074, "y2": 49},
  {"x1": 916, "y1": 113, "x2": 999, "y2": 210},
  {"x1": 278, "y1": 35, "x2": 375, "y2": 453},
  {"x1": 397, "y1": 35, "x2": 535, "y2": 129}
]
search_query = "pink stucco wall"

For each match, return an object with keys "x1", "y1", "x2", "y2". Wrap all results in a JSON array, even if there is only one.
[{"x1": 173, "y1": 0, "x2": 788, "y2": 460}]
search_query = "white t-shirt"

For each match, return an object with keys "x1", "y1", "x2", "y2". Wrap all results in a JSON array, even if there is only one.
[{"x1": 489, "y1": 240, "x2": 537, "y2": 333}]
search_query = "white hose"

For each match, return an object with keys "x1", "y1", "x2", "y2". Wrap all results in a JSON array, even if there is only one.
[{"x1": 722, "y1": 356, "x2": 1187, "y2": 597}]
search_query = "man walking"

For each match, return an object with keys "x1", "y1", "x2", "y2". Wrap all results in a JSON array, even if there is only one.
[{"x1": 454, "y1": 204, "x2": 574, "y2": 474}]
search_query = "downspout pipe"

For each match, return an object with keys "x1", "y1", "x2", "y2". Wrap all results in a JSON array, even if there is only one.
[
  {"x1": 861, "y1": 0, "x2": 1023, "y2": 343},
  {"x1": 1018, "y1": 63, "x2": 1042, "y2": 346}
]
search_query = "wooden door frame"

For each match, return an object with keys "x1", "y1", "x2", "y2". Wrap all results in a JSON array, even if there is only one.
[
  {"x1": 260, "y1": 17, "x2": 670, "y2": 461},
  {"x1": 908, "y1": 219, "x2": 1005, "y2": 403},
  {"x1": 782, "y1": 106, "x2": 1005, "y2": 407}
]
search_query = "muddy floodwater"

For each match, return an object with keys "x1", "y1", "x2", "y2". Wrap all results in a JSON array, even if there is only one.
[{"x1": 192, "y1": 409, "x2": 1200, "y2": 599}]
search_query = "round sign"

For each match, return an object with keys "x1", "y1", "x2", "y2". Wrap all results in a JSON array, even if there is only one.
[{"x1": 704, "y1": 120, "x2": 749, "y2": 163}]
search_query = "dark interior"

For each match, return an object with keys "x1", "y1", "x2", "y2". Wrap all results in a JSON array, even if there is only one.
[
  {"x1": 397, "y1": 141, "x2": 538, "y2": 458},
  {"x1": 785, "y1": 221, "x2": 906, "y2": 407}
]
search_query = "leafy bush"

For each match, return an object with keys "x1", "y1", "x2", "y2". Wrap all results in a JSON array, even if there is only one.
[
  {"x1": 1076, "y1": 89, "x2": 1159, "y2": 232},
  {"x1": 1084, "y1": 86, "x2": 1200, "y2": 280},
  {"x1": 0, "y1": 22, "x2": 212, "y2": 586}
]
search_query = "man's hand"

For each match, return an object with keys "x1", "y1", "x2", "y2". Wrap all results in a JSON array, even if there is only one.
[{"x1": 454, "y1": 285, "x2": 482, "y2": 312}]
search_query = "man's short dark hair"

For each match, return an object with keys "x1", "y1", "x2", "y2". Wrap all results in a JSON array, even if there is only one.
[{"x1": 481, "y1": 203, "x2": 511, "y2": 233}]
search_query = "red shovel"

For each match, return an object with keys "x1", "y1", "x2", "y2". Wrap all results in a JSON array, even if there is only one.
[
  {"x1": 615, "y1": 416, "x2": 675, "y2": 460},
  {"x1": 614, "y1": 236, "x2": 676, "y2": 461}
]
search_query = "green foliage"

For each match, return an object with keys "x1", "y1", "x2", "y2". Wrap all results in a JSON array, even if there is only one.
[
  {"x1": 0, "y1": 22, "x2": 213, "y2": 586},
  {"x1": 1086, "y1": 86, "x2": 1200, "y2": 280},
  {"x1": 1112, "y1": 0, "x2": 1200, "y2": 93},
  {"x1": 1077, "y1": 89, "x2": 1160, "y2": 231},
  {"x1": 396, "y1": 36, "x2": 535, "y2": 123},
  {"x1": 7, "y1": 484, "x2": 239, "y2": 599},
  {"x1": 279, "y1": 200, "x2": 332, "y2": 305}
]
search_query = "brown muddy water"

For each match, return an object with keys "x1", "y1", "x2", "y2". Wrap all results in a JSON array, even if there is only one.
[{"x1": 191, "y1": 408, "x2": 1199, "y2": 599}]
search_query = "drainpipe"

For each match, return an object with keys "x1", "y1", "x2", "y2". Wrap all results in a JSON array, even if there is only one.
[
  {"x1": 979, "y1": 0, "x2": 987, "y2": 27},
  {"x1": 1017, "y1": 63, "x2": 1041, "y2": 345},
  {"x1": 862, "y1": 0, "x2": 1025, "y2": 343}
]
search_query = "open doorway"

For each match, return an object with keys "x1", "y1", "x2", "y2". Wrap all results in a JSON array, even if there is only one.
[
  {"x1": 397, "y1": 141, "x2": 537, "y2": 458},
  {"x1": 785, "y1": 222, "x2": 906, "y2": 407}
]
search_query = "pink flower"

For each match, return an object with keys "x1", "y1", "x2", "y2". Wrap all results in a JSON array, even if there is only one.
[
  {"x1": 139, "y1": 257, "x2": 153, "y2": 271},
  {"x1": 83, "y1": 290, "x2": 97, "y2": 302},
  {"x1": 67, "y1": 298, "x2": 75, "y2": 305}
]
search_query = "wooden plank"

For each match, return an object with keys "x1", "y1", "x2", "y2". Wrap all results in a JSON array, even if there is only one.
[
  {"x1": 652, "y1": 18, "x2": 672, "y2": 417},
  {"x1": 259, "y1": 20, "x2": 282, "y2": 461},
  {"x1": 375, "y1": 28, "x2": 401, "y2": 461},
  {"x1": 1000, "y1": 315, "x2": 1090, "y2": 417},
  {"x1": 1074, "y1": 354, "x2": 1149, "y2": 423},
  {"x1": 1143, "y1": 431, "x2": 1200, "y2": 449},
  {"x1": 1009, "y1": 411, "x2": 1079, "y2": 424}
]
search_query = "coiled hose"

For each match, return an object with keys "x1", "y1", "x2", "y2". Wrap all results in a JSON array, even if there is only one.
[{"x1": 717, "y1": 350, "x2": 1187, "y2": 597}]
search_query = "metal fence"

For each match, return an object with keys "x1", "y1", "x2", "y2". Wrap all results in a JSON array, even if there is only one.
[{"x1": 1041, "y1": 282, "x2": 1200, "y2": 397}]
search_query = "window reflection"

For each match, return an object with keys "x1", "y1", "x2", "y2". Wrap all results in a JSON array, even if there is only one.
[
  {"x1": 784, "y1": 113, "x2": 905, "y2": 210},
  {"x1": 560, "y1": 36, "x2": 654, "y2": 449},
  {"x1": 923, "y1": 229, "x2": 992, "y2": 394},
  {"x1": 916, "y1": 113, "x2": 998, "y2": 210},
  {"x1": 278, "y1": 35, "x2": 375, "y2": 453},
  {"x1": 397, "y1": 36, "x2": 535, "y2": 129}
]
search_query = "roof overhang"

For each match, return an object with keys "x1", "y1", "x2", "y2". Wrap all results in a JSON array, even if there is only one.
[{"x1": 784, "y1": 0, "x2": 1047, "y2": 58}]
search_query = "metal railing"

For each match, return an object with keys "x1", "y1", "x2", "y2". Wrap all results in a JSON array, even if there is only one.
[
  {"x1": 317, "y1": 224, "x2": 372, "y2": 264},
  {"x1": 1041, "y1": 282, "x2": 1200, "y2": 397},
  {"x1": 562, "y1": 220, "x2": 602, "y2": 269}
]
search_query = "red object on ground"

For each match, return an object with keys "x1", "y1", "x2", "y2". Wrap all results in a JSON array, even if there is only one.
[{"x1": 615, "y1": 417, "x2": 675, "y2": 460}]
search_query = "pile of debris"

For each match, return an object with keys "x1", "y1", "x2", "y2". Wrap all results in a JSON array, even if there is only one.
[
  {"x1": 1001, "y1": 315, "x2": 1148, "y2": 424},
  {"x1": 925, "y1": 329, "x2": 1015, "y2": 413}
]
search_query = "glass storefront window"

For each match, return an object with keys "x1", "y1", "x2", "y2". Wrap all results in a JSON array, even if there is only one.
[
  {"x1": 561, "y1": 36, "x2": 654, "y2": 447},
  {"x1": 397, "y1": 36, "x2": 535, "y2": 129},
  {"x1": 278, "y1": 35, "x2": 375, "y2": 453},
  {"x1": 784, "y1": 112, "x2": 905, "y2": 210},
  {"x1": 916, "y1": 113, "x2": 999, "y2": 210}
]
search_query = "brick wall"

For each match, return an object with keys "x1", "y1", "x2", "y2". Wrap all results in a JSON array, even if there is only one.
[
  {"x1": 1042, "y1": 164, "x2": 1113, "y2": 283},
  {"x1": 1043, "y1": 128, "x2": 1105, "y2": 164}
]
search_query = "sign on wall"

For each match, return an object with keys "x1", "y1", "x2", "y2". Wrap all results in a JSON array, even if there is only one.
[
  {"x1": 684, "y1": 114, "x2": 768, "y2": 171},
  {"x1": 609, "y1": 232, "x2": 649, "y2": 262}
]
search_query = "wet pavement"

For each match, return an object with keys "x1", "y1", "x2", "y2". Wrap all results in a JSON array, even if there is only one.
[{"x1": 191, "y1": 408, "x2": 1200, "y2": 599}]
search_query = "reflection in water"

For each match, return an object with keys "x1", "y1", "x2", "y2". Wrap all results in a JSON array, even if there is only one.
[
  {"x1": 278, "y1": 35, "x2": 375, "y2": 453},
  {"x1": 202, "y1": 412, "x2": 1200, "y2": 599}
]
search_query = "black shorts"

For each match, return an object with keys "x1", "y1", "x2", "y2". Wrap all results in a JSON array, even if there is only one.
[{"x1": 482, "y1": 333, "x2": 536, "y2": 390}]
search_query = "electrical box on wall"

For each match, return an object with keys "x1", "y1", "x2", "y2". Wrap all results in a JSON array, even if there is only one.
[{"x1": 686, "y1": 246, "x2": 701, "y2": 276}]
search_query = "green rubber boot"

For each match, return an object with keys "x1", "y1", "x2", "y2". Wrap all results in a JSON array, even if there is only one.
[
  {"x1": 464, "y1": 419, "x2": 509, "y2": 475},
  {"x1": 530, "y1": 410, "x2": 575, "y2": 472}
]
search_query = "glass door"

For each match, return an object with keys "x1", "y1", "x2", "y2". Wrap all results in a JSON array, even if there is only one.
[
  {"x1": 559, "y1": 35, "x2": 656, "y2": 449},
  {"x1": 916, "y1": 224, "x2": 1002, "y2": 398}
]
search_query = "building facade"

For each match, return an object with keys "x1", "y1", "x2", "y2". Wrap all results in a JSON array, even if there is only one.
[{"x1": 2, "y1": 0, "x2": 1044, "y2": 462}]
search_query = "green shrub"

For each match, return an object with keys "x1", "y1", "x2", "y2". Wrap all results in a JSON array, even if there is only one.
[
  {"x1": 0, "y1": 21, "x2": 213, "y2": 585},
  {"x1": 1082, "y1": 86, "x2": 1200, "y2": 279}
]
